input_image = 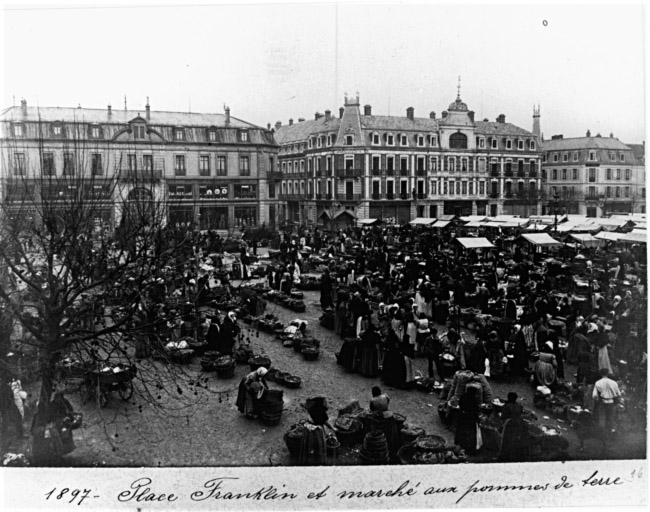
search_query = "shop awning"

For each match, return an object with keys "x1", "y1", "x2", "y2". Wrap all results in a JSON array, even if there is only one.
[
  {"x1": 460, "y1": 215, "x2": 487, "y2": 223},
  {"x1": 594, "y1": 231, "x2": 624, "y2": 241},
  {"x1": 520, "y1": 233, "x2": 562, "y2": 247},
  {"x1": 619, "y1": 231, "x2": 647, "y2": 243},
  {"x1": 569, "y1": 233, "x2": 603, "y2": 248},
  {"x1": 524, "y1": 223, "x2": 549, "y2": 231},
  {"x1": 358, "y1": 218, "x2": 379, "y2": 225},
  {"x1": 464, "y1": 221, "x2": 485, "y2": 227},
  {"x1": 457, "y1": 237, "x2": 495, "y2": 249},
  {"x1": 409, "y1": 217, "x2": 437, "y2": 226},
  {"x1": 333, "y1": 209, "x2": 357, "y2": 219},
  {"x1": 432, "y1": 220, "x2": 452, "y2": 228}
]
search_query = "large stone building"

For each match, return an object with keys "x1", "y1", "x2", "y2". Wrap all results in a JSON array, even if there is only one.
[
  {"x1": 541, "y1": 131, "x2": 646, "y2": 216},
  {"x1": 0, "y1": 100, "x2": 278, "y2": 231},
  {"x1": 274, "y1": 92, "x2": 543, "y2": 226}
]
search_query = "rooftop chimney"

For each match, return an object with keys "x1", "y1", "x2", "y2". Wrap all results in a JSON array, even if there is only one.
[
  {"x1": 20, "y1": 99, "x2": 27, "y2": 116},
  {"x1": 483, "y1": 118, "x2": 489, "y2": 122},
  {"x1": 325, "y1": 110, "x2": 331, "y2": 121},
  {"x1": 289, "y1": 118, "x2": 294, "y2": 126},
  {"x1": 406, "y1": 107, "x2": 414, "y2": 121},
  {"x1": 497, "y1": 114, "x2": 506, "y2": 123},
  {"x1": 596, "y1": 133, "x2": 601, "y2": 138},
  {"x1": 339, "y1": 107, "x2": 345, "y2": 118},
  {"x1": 225, "y1": 106, "x2": 231, "y2": 126},
  {"x1": 267, "y1": 123, "x2": 271, "y2": 130},
  {"x1": 468, "y1": 110, "x2": 475, "y2": 122},
  {"x1": 551, "y1": 134, "x2": 564, "y2": 140},
  {"x1": 107, "y1": 104, "x2": 112, "y2": 119},
  {"x1": 442, "y1": 111, "x2": 448, "y2": 119},
  {"x1": 315, "y1": 112, "x2": 323, "y2": 120},
  {"x1": 275, "y1": 121, "x2": 282, "y2": 130},
  {"x1": 610, "y1": 132, "x2": 614, "y2": 138},
  {"x1": 429, "y1": 111, "x2": 436, "y2": 119},
  {"x1": 364, "y1": 105, "x2": 372, "y2": 116},
  {"x1": 586, "y1": 129, "x2": 591, "y2": 137},
  {"x1": 145, "y1": 97, "x2": 150, "y2": 121},
  {"x1": 298, "y1": 117, "x2": 305, "y2": 122}
]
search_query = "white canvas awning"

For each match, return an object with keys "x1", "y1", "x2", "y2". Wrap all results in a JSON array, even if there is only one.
[
  {"x1": 358, "y1": 218, "x2": 379, "y2": 225},
  {"x1": 460, "y1": 215, "x2": 487, "y2": 223},
  {"x1": 569, "y1": 233, "x2": 603, "y2": 248},
  {"x1": 520, "y1": 233, "x2": 562, "y2": 247},
  {"x1": 409, "y1": 217, "x2": 437, "y2": 225},
  {"x1": 524, "y1": 223, "x2": 549, "y2": 231},
  {"x1": 432, "y1": 220, "x2": 452, "y2": 228},
  {"x1": 457, "y1": 237, "x2": 495, "y2": 249},
  {"x1": 594, "y1": 231, "x2": 624, "y2": 241},
  {"x1": 464, "y1": 221, "x2": 485, "y2": 227},
  {"x1": 619, "y1": 231, "x2": 647, "y2": 243}
]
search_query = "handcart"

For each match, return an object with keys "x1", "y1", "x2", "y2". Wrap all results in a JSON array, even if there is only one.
[{"x1": 83, "y1": 364, "x2": 137, "y2": 407}]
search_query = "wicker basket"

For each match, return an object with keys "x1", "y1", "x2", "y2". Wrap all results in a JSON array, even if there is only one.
[
  {"x1": 215, "y1": 364, "x2": 236, "y2": 379},
  {"x1": 249, "y1": 355, "x2": 272, "y2": 372},
  {"x1": 301, "y1": 347, "x2": 320, "y2": 361},
  {"x1": 283, "y1": 375, "x2": 302, "y2": 389},
  {"x1": 170, "y1": 348, "x2": 195, "y2": 365},
  {"x1": 400, "y1": 425, "x2": 426, "y2": 445}
]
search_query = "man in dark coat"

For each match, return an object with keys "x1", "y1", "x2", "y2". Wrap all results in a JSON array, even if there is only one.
[
  {"x1": 205, "y1": 316, "x2": 220, "y2": 351},
  {"x1": 217, "y1": 311, "x2": 240, "y2": 355},
  {"x1": 320, "y1": 269, "x2": 333, "y2": 309}
]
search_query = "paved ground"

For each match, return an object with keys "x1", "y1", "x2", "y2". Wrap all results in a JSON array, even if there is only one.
[{"x1": 10, "y1": 279, "x2": 640, "y2": 468}]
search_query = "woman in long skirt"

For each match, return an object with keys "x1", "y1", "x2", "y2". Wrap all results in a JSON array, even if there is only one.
[
  {"x1": 236, "y1": 368, "x2": 268, "y2": 419},
  {"x1": 454, "y1": 387, "x2": 480, "y2": 455}
]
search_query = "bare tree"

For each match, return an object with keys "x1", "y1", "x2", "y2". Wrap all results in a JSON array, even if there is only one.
[{"x1": 0, "y1": 119, "x2": 205, "y2": 461}]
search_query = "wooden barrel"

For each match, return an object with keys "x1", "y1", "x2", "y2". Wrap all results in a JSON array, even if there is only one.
[
  {"x1": 361, "y1": 431, "x2": 389, "y2": 464},
  {"x1": 258, "y1": 389, "x2": 284, "y2": 426}
]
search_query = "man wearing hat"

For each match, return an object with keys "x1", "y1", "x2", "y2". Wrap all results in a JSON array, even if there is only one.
[{"x1": 593, "y1": 368, "x2": 621, "y2": 432}]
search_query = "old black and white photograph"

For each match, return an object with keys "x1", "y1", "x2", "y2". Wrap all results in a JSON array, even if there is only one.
[{"x1": 0, "y1": 0, "x2": 647, "y2": 509}]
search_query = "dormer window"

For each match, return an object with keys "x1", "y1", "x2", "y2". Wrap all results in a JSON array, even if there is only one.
[
  {"x1": 430, "y1": 135, "x2": 438, "y2": 147},
  {"x1": 328, "y1": 134, "x2": 335, "y2": 146},
  {"x1": 386, "y1": 133, "x2": 394, "y2": 146},
  {"x1": 400, "y1": 134, "x2": 408, "y2": 146},
  {"x1": 345, "y1": 135, "x2": 353, "y2": 146},
  {"x1": 619, "y1": 153, "x2": 625, "y2": 162},
  {"x1": 52, "y1": 124, "x2": 63, "y2": 137},
  {"x1": 529, "y1": 140, "x2": 536, "y2": 150},
  {"x1": 174, "y1": 128, "x2": 185, "y2": 141},
  {"x1": 517, "y1": 139, "x2": 524, "y2": 150},
  {"x1": 372, "y1": 133, "x2": 380, "y2": 145},
  {"x1": 416, "y1": 135, "x2": 424, "y2": 147},
  {"x1": 133, "y1": 125, "x2": 146, "y2": 140},
  {"x1": 506, "y1": 139, "x2": 512, "y2": 150},
  {"x1": 553, "y1": 153, "x2": 559, "y2": 163},
  {"x1": 562, "y1": 153, "x2": 568, "y2": 162},
  {"x1": 208, "y1": 129, "x2": 217, "y2": 142},
  {"x1": 12, "y1": 123, "x2": 24, "y2": 137},
  {"x1": 491, "y1": 138, "x2": 498, "y2": 149},
  {"x1": 90, "y1": 124, "x2": 102, "y2": 139},
  {"x1": 317, "y1": 136, "x2": 323, "y2": 148},
  {"x1": 308, "y1": 138, "x2": 313, "y2": 149},
  {"x1": 589, "y1": 151, "x2": 596, "y2": 161},
  {"x1": 478, "y1": 137, "x2": 485, "y2": 149},
  {"x1": 573, "y1": 152, "x2": 579, "y2": 161},
  {"x1": 239, "y1": 130, "x2": 249, "y2": 142}
]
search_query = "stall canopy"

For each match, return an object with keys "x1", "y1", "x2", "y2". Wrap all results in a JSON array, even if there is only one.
[
  {"x1": 594, "y1": 231, "x2": 624, "y2": 242},
  {"x1": 409, "y1": 217, "x2": 437, "y2": 226},
  {"x1": 569, "y1": 233, "x2": 603, "y2": 248},
  {"x1": 464, "y1": 221, "x2": 485, "y2": 227},
  {"x1": 432, "y1": 220, "x2": 452, "y2": 228},
  {"x1": 524, "y1": 223, "x2": 549, "y2": 231},
  {"x1": 333, "y1": 210, "x2": 357, "y2": 219},
  {"x1": 358, "y1": 218, "x2": 380, "y2": 225},
  {"x1": 619, "y1": 231, "x2": 647, "y2": 243},
  {"x1": 457, "y1": 237, "x2": 495, "y2": 249},
  {"x1": 460, "y1": 215, "x2": 487, "y2": 223},
  {"x1": 520, "y1": 233, "x2": 562, "y2": 247}
]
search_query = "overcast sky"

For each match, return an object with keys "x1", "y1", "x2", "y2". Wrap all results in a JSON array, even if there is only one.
[{"x1": 2, "y1": 1, "x2": 646, "y2": 143}]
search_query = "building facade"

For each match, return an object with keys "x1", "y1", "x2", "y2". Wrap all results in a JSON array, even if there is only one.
[
  {"x1": 274, "y1": 92, "x2": 543, "y2": 225},
  {"x1": 541, "y1": 132, "x2": 646, "y2": 217},
  {"x1": 0, "y1": 100, "x2": 278, "y2": 232}
]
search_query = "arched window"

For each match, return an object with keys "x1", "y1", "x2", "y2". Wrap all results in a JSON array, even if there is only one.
[{"x1": 449, "y1": 132, "x2": 467, "y2": 149}]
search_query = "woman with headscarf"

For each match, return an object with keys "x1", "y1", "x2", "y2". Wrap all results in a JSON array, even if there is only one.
[
  {"x1": 533, "y1": 341, "x2": 558, "y2": 389},
  {"x1": 217, "y1": 311, "x2": 239, "y2": 356},
  {"x1": 358, "y1": 323, "x2": 380, "y2": 377},
  {"x1": 381, "y1": 328, "x2": 407, "y2": 389},
  {"x1": 484, "y1": 331, "x2": 506, "y2": 378},
  {"x1": 236, "y1": 367, "x2": 269, "y2": 419},
  {"x1": 595, "y1": 322, "x2": 613, "y2": 374}
]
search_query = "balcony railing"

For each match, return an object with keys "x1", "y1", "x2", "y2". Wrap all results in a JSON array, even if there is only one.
[
  {"x1": 335, "y1": 168, "x2": 363, "y2": 178},
  {"x1": 416, "y1": 169, "x2": 426, "y2": 177},
  {"x1": 489, "y1": 192, "x2": 500, "y2": 199},
  {"x1": 386, "y1": 169, "x2": 395, "y2": 176},
  {"x1": 340, "y1": 193, "x2": 362, "y2": 201},
  {"x1": 399, "y1": 169, "x2": 409, "y2": 176},
  {"x1": 278, "y1": 194, "x2": 303, "y2": 201},
  {"x1": 517, "y1": 171, "x2": 525, "y2": 177},
  {"x1": 490, "y1": 170, "x2": 500, "y2": 177},
  {"x1": 504, "y1": 192, "x2": 514, "y2": 199},
  {"x1": 315, "y1": 193, "x2": 333, "y2": 200},
  {"x1": 119, "y1": 168, "x2": 163, "y2": 180},
  {"x1": 385, "y1": 193, "x2": 395, "y2": 200},
  {"x1": 400, "y1": 193, "x2": 410, "y2": 200},
  {"x1": 415, "y1": 192, "x2": 426, "y2": 199},
  {"x1": 371, "y1": 193, "x2": 381, "y2": 200},
  {"x1": 371, "y1": 168, "x2": 381, "y2": 176},
  {"x1": 504, "y1": 170, "x2": 513, "y2": 177},
  {"x1": 529, "y1": 170, "x2": 538, "y2": 178}
]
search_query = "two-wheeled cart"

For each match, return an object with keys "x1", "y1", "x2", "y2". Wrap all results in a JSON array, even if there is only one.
[{"x1": 83, "y1": 364, "x2": 136, "y2": 407}]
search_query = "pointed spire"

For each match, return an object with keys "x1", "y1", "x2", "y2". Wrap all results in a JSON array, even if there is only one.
[{"x1": 124, "y1": 95, "x2": 127, "y2": 111}]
